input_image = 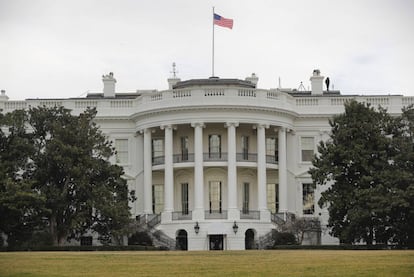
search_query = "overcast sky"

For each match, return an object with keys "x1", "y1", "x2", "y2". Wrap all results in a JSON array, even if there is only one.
[{"x1": 1, "y1": 0, "x2": 413, "y2": 100}]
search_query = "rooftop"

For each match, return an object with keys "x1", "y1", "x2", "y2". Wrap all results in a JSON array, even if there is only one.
[{"x1": 173, "y1": 77, "x2": 256, "y2": 89}]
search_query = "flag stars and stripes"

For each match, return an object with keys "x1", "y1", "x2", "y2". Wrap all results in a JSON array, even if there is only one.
[{"x1": 214, "y1": 13, "x2": 233, "y2": 29}]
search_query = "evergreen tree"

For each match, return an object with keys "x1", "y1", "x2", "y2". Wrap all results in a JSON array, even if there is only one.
[
  {"x1": 387, "y1": 106, "x2": 414, "y2": 247},
  {"x1": 27, "y1": 106, "x2": 134, "y2": 245},
  {"x1": 310, "y1": 101, "x2": 394, "y2": 244},
  {"x1": 0, "y1": 110, "x2": 46, "y2": 247}
]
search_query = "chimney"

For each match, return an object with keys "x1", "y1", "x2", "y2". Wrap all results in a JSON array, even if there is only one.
[
  {"x1": 310, "y1": 69, "x2": 324, "y2": 95},
  {"x1": 0, "y1": 89, "x2": 9, "y2": 101},
  {"x1": 102, "y1": 72, "x2": 116, "y2": 98},
  {"x1": 245, "y1": 73, "x2": 259, "y2": 87}
]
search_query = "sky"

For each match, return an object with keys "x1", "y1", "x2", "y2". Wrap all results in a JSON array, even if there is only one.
[{"x1": 1, "y1": 0, "x2": 414, "y2": 100}]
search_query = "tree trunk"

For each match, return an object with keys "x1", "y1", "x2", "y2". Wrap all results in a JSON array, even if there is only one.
[
  {"x1": 49, "y1": 214, "x2": 59, "y2": 246},
  {"x1": 366, "y1": 227, "x2": 374, "y2": 245}
]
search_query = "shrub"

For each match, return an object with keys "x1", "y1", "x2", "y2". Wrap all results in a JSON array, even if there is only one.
[
  {"x1": 272, "y1": 231, "x2": 297, "y2": 246},
  {"x1": 128, "y1": 231, "x2": 153, "y2": 246}
]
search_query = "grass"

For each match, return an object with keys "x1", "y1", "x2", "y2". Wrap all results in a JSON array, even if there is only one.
[{"x1": 0, "y1": 250, "x2": 413, "y2": 276}]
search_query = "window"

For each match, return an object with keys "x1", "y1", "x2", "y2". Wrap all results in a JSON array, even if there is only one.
[
  {"x1": 242, "y1": 182, "x2": 249, "y2": 213},
  {"x1": 241, "y1": 136, "x2": 249, "y2": 160},
  {"x1": 209, "y1": 135, "x2": 221, "y2": 159},
  {"x1": 303, "y1": 183, "x2": 315, "y2": 215},
  {"x1": 115, "y1": 139, "x2": 128, "y2": 164},
  {"x1": 152, "y1": 138, "x2": 164, "y2": 164},
  {"x1": 267, "y1": 183, "x2": 279, "y2": 213},
  {"x1": 181, "y1": 183, "x2": 189, "y2": 214},
  {"x1": 80, "y1": 236, "x2": 93, "y2": 246},
  {"x1": 152, "y1": 184, "x2": 164, "y2": 214},
  {"x1": 266, "y1": 137, "x2": 278, "y2": 163},
  {"x1": 209, "y1": 181, "x2": 222, "y2": 213},
  {"x1": 301, "y1": 137, "x2": 314, "y2": 162},
  {"x1": 181, "y1": 137, "x2": 189, "y2": 161}
]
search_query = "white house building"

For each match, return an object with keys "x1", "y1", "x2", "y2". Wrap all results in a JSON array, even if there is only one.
[{"x1": 1, "y1": 70, "x2": 413, "y2": 250}]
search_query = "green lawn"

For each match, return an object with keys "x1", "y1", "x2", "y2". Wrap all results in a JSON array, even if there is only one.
[{"x1": 0, "y1": 250, "x2": 413, "y2": 277}]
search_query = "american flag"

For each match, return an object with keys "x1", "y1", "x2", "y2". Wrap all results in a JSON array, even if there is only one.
[{"x1": 214, "y1": 13, "x2": 233, "y2": 29}]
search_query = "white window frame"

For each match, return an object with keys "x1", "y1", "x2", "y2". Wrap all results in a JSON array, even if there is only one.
[
  {"x1": 300, "y1": 136, "x2": 315, "y2": 163},
  {"x1": 267, "y1": 183, "x2": 279, "y2": 213},
  {"x1": 302, "y1": 182, "x2": 316, "y2": 216},
  {"x1": 114, "y1": 138, "x2": 129, "y2": 165}
]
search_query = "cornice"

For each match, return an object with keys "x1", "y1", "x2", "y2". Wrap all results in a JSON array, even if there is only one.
[{"x1": 129, "y1": 105, "x2": 299, "y2": 122}]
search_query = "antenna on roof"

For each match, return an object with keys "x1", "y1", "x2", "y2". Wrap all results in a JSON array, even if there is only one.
[
  {"x1": 170, "y1": 62, "x2": 178, "y2": 78},
  {"x1": 278, "y1": 77, "x2": 281, "y2": 89},
  {"x1": 298, "y1": 81, "x2": 306, "y2": 91}
]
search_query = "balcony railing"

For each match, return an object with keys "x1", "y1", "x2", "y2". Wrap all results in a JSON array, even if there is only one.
[
  {"x1": 172, "y1": 211, "x2": 192, "y2": 220},
  {"x1": 147, "y1": 213, "x2": 161, "y2": 228},
  {"x1": 271, "y1": 213, "x2": 285, "y2": 225},
  {"x1": 152, "y1": 152, "x2": 277, "y2": 165},
  {"x1": 173, "y1": 153, "x2": 195, "y2": 163},
  {"x1": 236, "y1": 153, "x2": 257, "y2": 162},
  {"x1": 205, "y1": 210, "x2": 228, "y2": 219},
  {"x1": 152, "y1": 156, "x2": 165, "y2": 166},
  {"x1": 203, "y1": 152, "x2": 228, "y2": 162},
  {"x1": 266, "y1": 155, "x2": 278, "y2": 164},
  {"x1": 240, "y1": 210, "x2": 260, "y2": 220}
]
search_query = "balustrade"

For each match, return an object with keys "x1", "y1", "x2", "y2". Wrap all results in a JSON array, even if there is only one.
[
  {"x1": 172, "y1": 211, "x2": 192, "y2": 220},
  {"x1": 236, "y1": 153, "x2": 257, "y2": 162},
  {"x1": 240, "y1": 210, "x2": 260, "y2": 220},
  {"x1": 205, "y1": 210, "x2": 228, "y2": 219}
]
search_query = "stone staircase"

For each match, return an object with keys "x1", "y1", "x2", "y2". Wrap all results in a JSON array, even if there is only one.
[
  {"x1": 150, "y1": 229, "x2": 176, "y2": 249},
  {"x1": 260, "y1": 213, "x2": 322, "y2": 247},
  {"x1": 134, "y1": 214, "x2": 176, "y2": 250},
  {"x1": 258, "y1": 212, "x2": 298, "y2": 249},
  {"x1": 258, "y1": 230, "x2": 276, "y2": 249}
]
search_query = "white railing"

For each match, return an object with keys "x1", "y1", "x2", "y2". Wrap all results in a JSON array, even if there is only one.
[
  {"x1": 75, "y1": 100, "x2": 98, "y2": 109},
  {"x1": 296, "y1": 98, "x2": 318, "y2": 106},
  {"x1": 39, "y1": 100, "x2": 62, "y2": 107},
  {"x1": 4, "y1": 101, "x2": 27, "y2": 110},
  {"x1": 365, "y1": 97, "x2": 389, "y2": 106},
  {"x1": 110, "y1": 100, "x2": 133, "y2": 108},
  {"x1": 402, "y1": 97, "x2": 414, "y2": 106},
  {"x1": 238, "y1": 89, "x2": 256, "y2": 97},
  {"x1": 150, "y1": 93, "x2": 163, "y2": 101},
  {"x1": 2, "y1": 88, "x2": 413, "y2": 116},
  {"x1": 266, "y1": 91, "x2": 279, "y2": 99},
  {"x1": 331, "y1": 97, "x2": 354, "y2": 106},
  {"x1": 204, "y1": 89, "x2": 224, "y2": 96},
  {"x1": 173, "y1": 89, "x2": 192, "y2": 98}
]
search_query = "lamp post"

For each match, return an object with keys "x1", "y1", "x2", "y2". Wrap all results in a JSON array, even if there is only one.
[
  {"x1": 232, "y1": 221, "x2": 238, "y2": 234},
  {"x1": 194, "y1": 222, "x2": 200, "y2": 234}
]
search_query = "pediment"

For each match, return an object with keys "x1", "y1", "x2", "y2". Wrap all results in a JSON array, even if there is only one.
[{"x1": 295, "y1": 170, "x2": 311, "y2": 179}]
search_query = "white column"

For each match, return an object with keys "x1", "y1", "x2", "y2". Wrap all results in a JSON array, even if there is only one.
[
  {"x1": 162, "y1": 125, "x2": 173, "y2": 222},
  {"x1": 257, "y1": 124, "x2": 267, "y2": 211},
  {"x1": 143, "y1": 128, "x2": 153, "y2": 214},
  {"x1": 192, "y1": 122, "x2": 205, "y2": 220},
  {"x1": 278, "y1": 127, "x2": 288, "y2": 214},
  {"x1": 226, "y1": 122, "x2": 239, "y2": 220}
]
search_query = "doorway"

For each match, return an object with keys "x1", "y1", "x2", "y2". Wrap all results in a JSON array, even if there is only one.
[
  {"x1": 245, "y1": 229, "x2": 256, "y2": 249},
  {"x1": 176, "y1": 229, "x2": 188, "y2": 250},
  {"x1": 209, "y1": 235, "x2": 224, "y2": 250}
]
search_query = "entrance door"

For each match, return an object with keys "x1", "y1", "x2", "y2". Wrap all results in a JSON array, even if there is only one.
[
  {"x1": 176, "y1": 230, "x2": 188, "y2": 250},
  {"x1": 209, "y1": 235, "x2": 224, "y2": 250},
  {"x1": 245, "y1": 229, "x2": 255, "y2": 249}
]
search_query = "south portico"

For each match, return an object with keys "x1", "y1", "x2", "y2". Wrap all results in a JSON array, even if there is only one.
[{"x1": 135, "y1": 121, "x2": 291, "y2": 222}]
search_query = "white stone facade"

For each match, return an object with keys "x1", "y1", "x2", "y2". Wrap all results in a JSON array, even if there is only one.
[{"x1": 1, "y1": 72, "x2": 413, "y2": 250}]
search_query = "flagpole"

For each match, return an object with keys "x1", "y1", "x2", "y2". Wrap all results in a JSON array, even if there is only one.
[{"x1": 212, "y1": 6, "x2": 215, "y2": 77}]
